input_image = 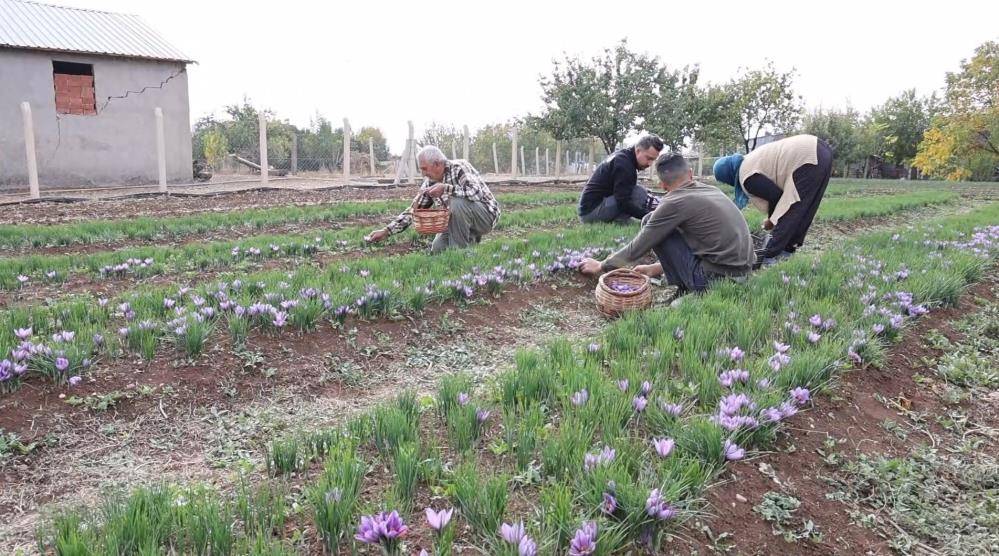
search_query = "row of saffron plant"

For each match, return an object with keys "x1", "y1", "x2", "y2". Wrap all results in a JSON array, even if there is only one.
[
  {"x1": 0, "y1": 220, "x2": 631, "y2": 393},
  {"x1": 1, "y1": 190, "x2": 958, "y2": 293},
  {"x1": 35, "y1": 205, "x2": 999, "y2": 553},
  {"x1": 0, "y1": 190, "x2": 582, "y2": 250},
  {"x1": 0, "y1": 192, "x2": 974, "y2": 394},
  {"x1": 1, "y1": 189, "x2": 960, "y2": 296},
  {"x1": 0, "y1": 200, "x2": 583, "y2": 290}
]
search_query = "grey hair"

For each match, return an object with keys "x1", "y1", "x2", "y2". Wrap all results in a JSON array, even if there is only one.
[
  {"x1": 636, "y1": 134, "x2": 664, "y2": 152},
  {"x1": 655, "y1": 152, "x2": 689, "y2": 185},
  {"x1": 417, "y1": 145, "x2": 448, "y2": 165}
]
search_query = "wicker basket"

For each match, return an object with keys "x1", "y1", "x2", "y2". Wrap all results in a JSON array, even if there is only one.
[
  {"x1": 595, "y1": 268, "x2": 653, "y2": 317},
  {"x1": 412, "y1": 200, "x2": 450, "y2": 235}
]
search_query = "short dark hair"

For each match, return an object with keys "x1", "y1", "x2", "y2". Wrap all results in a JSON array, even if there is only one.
[
  {"x1": 655, "y1": 152, "x2": 689, "y2": 184},
  {"x1": 635, "y1": 134, "x2": 664, "y2": 152}
]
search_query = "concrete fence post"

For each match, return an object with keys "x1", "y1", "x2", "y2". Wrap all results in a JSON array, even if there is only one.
[
  {"x1": 697, "y1": 153, "x2": 703, "y2": 177},
  {"x1": 462, "y1": 125, "x2": 469, "y2": 160},
  {"x1": 291, "y1": 133, "x2": 298, "y2": 174},
  {"x1": 555, "y1": 141, "x2": 562, "y2": 176},
  {"x1": 20, "y1": 102, "x2": 40, "y2": 199},
  {"x1": 342, "y1": 118, "x2": 351, "y2": 179},
  {"x1": 534, "y1": 146, "x2": 540, "y2": 175},
  {"x1": 520, "y1": 145, "x2": 525, "y2": 176},
  {"x1": 450, "y1": 140, "x2": 457, "y2": 160},
  {"x1": 588, "y1": 139, "x2": 595, "y2": 172},
  {"x1": 369, "y1": 137, "x2": 376, "y2": 175},
  {"x1": 154, "y1": 107, "x2": 167, "y2": 193},
  {"x1": 407, "y1": 120, "x2": 418, "y2": 182},
  {"x1": 492, "y1": 142, "x2": 499, "y2": 174},
  {"x1": 510, "y1": 128, "x2": 518, "y2": 177},
  {"x1": 545, "y1": 148, "x2": 550, "y2": 176},
  {"x1": 258, "y1": 112, "x2": 269, "y2": 185}
]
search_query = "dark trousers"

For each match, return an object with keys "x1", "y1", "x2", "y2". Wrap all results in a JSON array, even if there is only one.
[
  {"x1": 650, "y1": 231, "x2": 710, "y2": 294},
  {"x1": 764, "y1": 140, "x2": 834, "y2": 258}
]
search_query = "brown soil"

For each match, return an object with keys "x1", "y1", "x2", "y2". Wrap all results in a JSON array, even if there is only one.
[
  {"x1": 0, "y1": 183, "x2": 580, "y2": 226},
  {"x1": 0, "y1": 275, "x2": 606, "y2": 552},
  {"x1": 672, "y1": 270, "x2": 999, "y2": 555}
]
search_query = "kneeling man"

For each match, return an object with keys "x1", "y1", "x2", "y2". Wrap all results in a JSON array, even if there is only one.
[
  {"x1": 366, "y1": 146, "x2": 500, "y2": 253},
  {"x1": 578, "y1": 153, "x2": 755, "y2": 295},
  {"x1": 578, "y1": 135, "x2": 664, "y2": 223}
]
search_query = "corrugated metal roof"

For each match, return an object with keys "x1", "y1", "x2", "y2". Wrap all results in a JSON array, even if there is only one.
[{"x1": 0, "y1": 0, "x2": 193, "y2": 63}]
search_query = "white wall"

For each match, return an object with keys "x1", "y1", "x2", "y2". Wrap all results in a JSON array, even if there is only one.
[{"x1": 0, "y1": 48, "x2": 192, "y2": 188}]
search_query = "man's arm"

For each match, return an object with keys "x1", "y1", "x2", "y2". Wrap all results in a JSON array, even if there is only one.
[
  {"x1": 385, "y1": 183, "x2": 433, "y2": 235},
  {"x1": 601, "y1": 200, "x2": 684, "y2": 271},
  {"x1": 612, "y1": 158, "x2": 647, "y2": 219}
]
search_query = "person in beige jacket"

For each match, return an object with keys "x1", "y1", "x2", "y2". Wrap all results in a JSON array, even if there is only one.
[{"x1": 712, "y1": 134, "x2": 833, "y2": 265}]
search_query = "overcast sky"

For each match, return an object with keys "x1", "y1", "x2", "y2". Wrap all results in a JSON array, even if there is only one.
[{"x1": 58, "y1": 0, "x2": 999, "y2": 151}]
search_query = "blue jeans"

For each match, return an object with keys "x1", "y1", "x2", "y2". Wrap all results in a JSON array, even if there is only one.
[{"x1": 651, "y1": 231, "x2": 710, "y2": 294}]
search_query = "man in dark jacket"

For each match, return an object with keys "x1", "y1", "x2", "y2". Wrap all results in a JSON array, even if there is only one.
[{"x1": 578, "y1": 135, "x2": 664, "y2": 223}]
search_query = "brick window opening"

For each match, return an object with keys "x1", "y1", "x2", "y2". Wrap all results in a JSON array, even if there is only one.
[{"x1": 53, "y1": 61, "x2": 96, "y2": 115}]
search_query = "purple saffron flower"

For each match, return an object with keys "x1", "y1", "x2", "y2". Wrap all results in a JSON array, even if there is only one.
[
  {"x1": 890, "y1": 314, "x2": 904, "y2": 329},
  {"x1": 14, "y1": 327, "x2": 32, "y2": 341},
  {"x1": 425, "y1": 507, "x2": 453, "y2": 532},
  {"x1": 652, "y1": 437, "x2": 675, "y2": 458},
  {"x1": 272, "y1": 311, "x2": 288, "y2": 327},
  {"x1": 354, "y1": 515, "x2": 381, "y2": 544},
  {"x1": 729, "y1": 346, "x2": 745, "y2": 361},
  {"x1": 661, "y1": 401, "x2": 683, "y2": 416},
  {"x1": 673, "y1": 327, "x2": 684, "y2": 340},
  {"x1": 569, "y1": 521, "x2": 598, "y2": 556},
  {"x1": 773, "y1": 341, "x2": 790, "y2": 353},
  {"x1": 872, "y1": 323, "x2": 885, "y2": 334},
  {"x1": 616, "y1": 379, "x2": 629, "y2": 392},
  {"x1": 640, "y1": 380, "x2": 652, "y2": 396},
  {"x1": 457, "y1": 392, "x2": 470, "y2": 406},
  {"x1": 476, "y1": 408, "x2": 491, "y2": 424},
  {"x1": 55, "y1": 357, "x2": 69, "y2": 372},
  {"x1": 790, "y1": 387, "x2": 811, "y2": 405},
  {"x1": 68, "y1": 375, "x2": 82, "y2": 386},
  {"x1": 645, "y1": 489, "x2": 677, "y2": 520},
  {"x1": 809, "y1": 314, "x2": 823, "y2": 327},
  {"x1": 757, "y1": 378, "x2": 771, "y2": 389},
  {"x1": 807, "y1": 331, "x2": 821, "y2": 344},
  {"x1": 571, "y1": 389, "x2": 589, "y2": 406},
  {"x1": 633, "y1": 395, "x2": 648, "y2": 412},
  {"x1": 723, "y1": 439, "x2": 745, "y2": 461},
  {"x1": 587, "y1": 343, "x2": 600, "y2": 353},
  {"x1": 779, "y1": 401, "x2": 799, "y2": 419},
  {"x1": 501, "y1": 521, "x2": 526, "y2": 544},
  {"x1": 848, "y1": 347, "x2": 863, "y2": 364},
  {"x1": 761, "y1": 407, "x2": 783, "y2": 423},
  {"x1": 601, "y1": 492, "x2": 618, "y2": 514},
  {"x1": 17, "y1": 275, "x2": 29, "y2": 284},
  {"x1": 518, "y1": 535, "x2": 538, "y2": 556}
]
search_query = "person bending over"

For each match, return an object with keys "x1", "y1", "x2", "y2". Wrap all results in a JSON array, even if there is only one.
[{"x1": 578, "y1": 134, "x2": 664, "y2": 224}]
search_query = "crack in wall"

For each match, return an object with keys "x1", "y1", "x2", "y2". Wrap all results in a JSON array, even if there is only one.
[{"x1": 98, "y1": 66, "x2": 186, "y2": 114}]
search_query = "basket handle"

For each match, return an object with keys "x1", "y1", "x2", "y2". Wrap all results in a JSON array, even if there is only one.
[{"x1": 411, "y1": 188, "x2": 445, "y2": 210}]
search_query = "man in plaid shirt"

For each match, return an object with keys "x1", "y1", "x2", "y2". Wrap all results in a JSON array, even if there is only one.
[{"x1": 365, "y1": 146, "x2": 500, "y2": 253}]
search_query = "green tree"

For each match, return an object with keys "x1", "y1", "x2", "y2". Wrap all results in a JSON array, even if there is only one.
[
  {"x1": 699, "y1": 62, "x2": 803, "y2": 154},
  {"x1": 420, "y1": 123, "x2": 463, "y2": 157},
  {"x1": 802, "y1": 106, "x2": 865, "y2": 174},
  {"x1": 914, "y1": 41, "x2": 998, "y2": 181},
  {"x1": 353, "y1": 127, "x2": 391, "y2": 160},
  {"x1": 536, "y1": 39, "x2": 662, "y2": 154},
  {"x1": 643, "y1": 65, "x2": 701, "y2": 152},
  {"x1": 868, "y1": 89, "x2": 934, "y2": 172},
  {"x1": 201, "y1": 128, "x2": 228, "y2": 170}
]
